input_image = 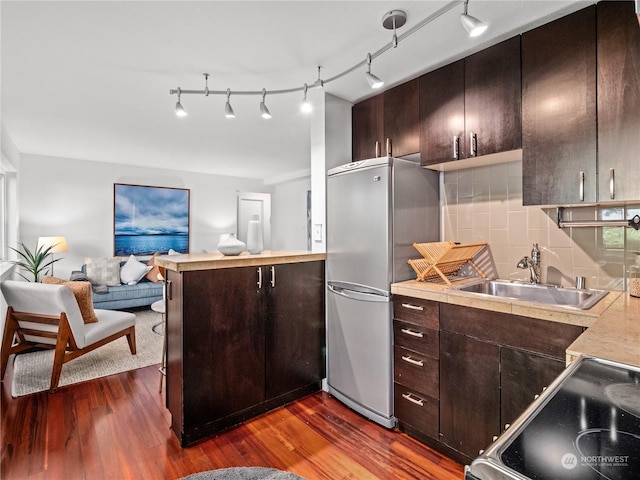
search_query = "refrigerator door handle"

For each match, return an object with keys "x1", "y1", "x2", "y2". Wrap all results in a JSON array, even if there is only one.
[{"x1": 328, "y1": 283, "x2": 390, "y2": 303}]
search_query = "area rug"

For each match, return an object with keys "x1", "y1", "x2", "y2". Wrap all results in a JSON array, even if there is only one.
[
  {"x1": 11, "y1": 308, "x2": 163, "y2": 397},
  {"x1": 181, "y1": 467, "x2": 306, "y2": 480}
]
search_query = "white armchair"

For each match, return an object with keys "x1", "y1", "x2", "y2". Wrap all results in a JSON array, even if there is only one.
[{"x1": 1, "y1": 280, "x2": 136, "y2": 393}]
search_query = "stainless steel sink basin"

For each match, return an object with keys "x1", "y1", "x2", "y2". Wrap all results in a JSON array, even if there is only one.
[{"x1": 450, "y1": 279, "x2": 609, "y2": 310}]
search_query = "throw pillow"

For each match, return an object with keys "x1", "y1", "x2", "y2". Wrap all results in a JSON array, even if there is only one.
[
  {"x1": 43, "y1": 276, "x2": 99, "y2": 324},
  {"x1": 120, "y1": 254, "x2": 152, "y2": 285},
  {"x1": 85, "y1": 257, "x2": 121, "y2": 286},
  {"x1": 145, "y1": 253, "x2": 166, "y2": 283}
]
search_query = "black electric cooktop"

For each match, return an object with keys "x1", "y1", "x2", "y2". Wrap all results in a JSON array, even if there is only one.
[{"x1": 467, "y1": 356, "x2": 640, "y2": 480}]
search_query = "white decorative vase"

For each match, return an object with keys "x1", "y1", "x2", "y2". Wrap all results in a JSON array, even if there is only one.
[
  {"x1": 246, "y1": 215, "x2": 264, "y2": 255},
  {"x1": 217, "y1": 233, "x2": 246, "y2": 256}
]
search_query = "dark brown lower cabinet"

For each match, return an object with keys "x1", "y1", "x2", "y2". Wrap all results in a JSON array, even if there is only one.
[
  {"x1": 265, "y1": 262, "x2": 325, "y2": 399},
  {"x1": 166, "y1": 260, "x2": 325, "y2": 446},
  {"x1": 400, "y1": 302, "x2": 586, "y2": 465},
  {"x1": 500, "y1": 347, "x2": 565, "y2": 427},
  {"x1": 440, "y1": 331, "x2": 500, "y2": 461}
]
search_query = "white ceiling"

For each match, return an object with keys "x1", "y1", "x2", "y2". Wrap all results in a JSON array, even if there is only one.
[{"x1": 1, "y1": 0, "x2": 591, "y2": 182}]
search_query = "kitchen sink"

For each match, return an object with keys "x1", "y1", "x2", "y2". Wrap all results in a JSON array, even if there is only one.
[{"x1": 450, "y1": 279, "x2": 609, "y2": 310}]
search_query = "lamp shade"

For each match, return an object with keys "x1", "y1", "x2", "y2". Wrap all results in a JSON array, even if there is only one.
[{"x1": 37, "y1": 236, "x2": 68, "y2": 253}]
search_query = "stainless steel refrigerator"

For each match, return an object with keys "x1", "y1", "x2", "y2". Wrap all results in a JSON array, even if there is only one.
[{"x1": 326, "y1": 156, "x2": 440, "y2": 428}]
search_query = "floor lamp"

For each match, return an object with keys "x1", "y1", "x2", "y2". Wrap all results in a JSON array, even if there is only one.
[{"x1": 37, "y1": 236, "x2": 68, "y2": 277}]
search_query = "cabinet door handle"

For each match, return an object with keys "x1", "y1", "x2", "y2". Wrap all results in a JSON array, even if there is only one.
[
  {"x1": 257, "y1": 267, "x2": 262, "y2": 288},
  {"x1": 166, "y1": 280, "x2": 172, "y2": 301},
  {"x1": 270, "y1": 265, "x2": 276, "y2": 287},
  {"x1": 401, "y1": 393, "x2": 424, "y2": 407},
  {"x1": 609, "y1": 168, "x2": 615, "y2": 200},
  {"x1": 469, "y1": 131, "x2": 477, "y2": 157},
  {"x1": 386, "y1": 138, "x2": 392, "y2": 157},
  {"x1": 401, "y1": 355, "x2": 424, "y2": 367},
  {"x1": 401, "y1": 328, "x2": 424, "y2": 338},
  {"x1": 401, "y1": 303, "x2": 423, "y2": 311},
  {"x1": 375, "y1": 141, "x2": 380, "y2": 158},
  {"x1": 453, "y1": 135, "x2": 460, "y2": 160},
  {"x1": 579, "y1": 171, "x2": 585, "y2": 201}
]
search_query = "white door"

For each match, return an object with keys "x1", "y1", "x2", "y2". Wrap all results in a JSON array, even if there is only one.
[{"x1": 237, "y1": 192, "x2": 271, "y2": 250}]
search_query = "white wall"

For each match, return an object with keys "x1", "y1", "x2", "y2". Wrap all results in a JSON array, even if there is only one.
[
  {"x1": 271, "y1": 176, "x2": 311, "y2": 250},
  {"x1": 309, "y1": 92, "x2": 352, "y2": 253},
  {"x1": 18, "y1": 154, "x2": 272, "y2": 279}
]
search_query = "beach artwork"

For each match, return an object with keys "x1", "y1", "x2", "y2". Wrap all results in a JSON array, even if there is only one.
[{"x1": 114, "y1": 184, "x2": 189, "y2": 256}]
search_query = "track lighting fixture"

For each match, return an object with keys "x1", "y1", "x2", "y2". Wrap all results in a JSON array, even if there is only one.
[
  {"x1": 365, "y1": 53, "x2": 384, "y2": 89},
  {"x1": 301, "y1": 84, "x2": 312, "y2": 113},
  {"x1": 260, "y1": 89, "x2": 272, "y2": 119},
  {"x1": 312, "y1": 66, "x2": 324, "y2": 89},
  {"x1": 225, "y1": 89, "x2": 235, "y2": 118},
  {"x1": 460, "y1": 0, "x2": 487, "y2": 37},
  {"x1": 382, "y1": 10, "x2": 407, "y2": 48},
  {"x1": 170, "y1": 1, "x2": 485, "y2": 118},
  {"x1": 203, "y1": 73, "x2": 210, "y2": 96},
  {"x1": 175, "y1": 87, "x2": 187, "y2": 117}
]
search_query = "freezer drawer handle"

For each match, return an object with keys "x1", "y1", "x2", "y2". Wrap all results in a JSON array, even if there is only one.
[
  {"x1": 401, "y1": 328, "x2": 424, "y2": 338},
  {"x1": 401, "y1": 355, "x2": 424, "y2": 367},
  {"x1": 401, "y1": 393, "x2": 424, "y2": 407},
  {"x1": 401, "y1": 303, "x2": 423, "y2": 311}
]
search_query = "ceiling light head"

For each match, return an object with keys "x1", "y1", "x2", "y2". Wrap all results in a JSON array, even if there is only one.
[
  {"x1": 260, "y1": 88, "x2": 272, "y2": 119},
  {"x1": 175, "y1": 87, "x2": 187, "y2": 117},
  {"x1": 460, "y1": 0, "x2": 487, "y2": 37},
  {"x1": 301, "y1": 84, "x2": 312, "y2": 114},
  {"x1": 225, "y1": 88, "x2": 235, "y2": 118},
  {"x1": 365, "y1": 53, "x2": 384, "y2": 89}
]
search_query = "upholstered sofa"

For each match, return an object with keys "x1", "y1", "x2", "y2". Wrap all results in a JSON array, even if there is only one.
[{"x1": 75, "y1": 258, "x2": 163, "y2": 310}]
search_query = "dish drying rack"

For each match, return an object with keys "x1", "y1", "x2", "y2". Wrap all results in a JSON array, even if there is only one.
[{"x1": 408, "y1": 241, "x2": 488, "y2": 285}]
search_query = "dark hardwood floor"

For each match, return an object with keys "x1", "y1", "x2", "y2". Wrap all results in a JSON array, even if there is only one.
[{"x1": 1, "y1": 361, "x2": 464, "y2": 480}]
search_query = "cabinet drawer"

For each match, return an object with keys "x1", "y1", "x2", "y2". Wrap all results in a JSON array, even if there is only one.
[
  {"x1": 393, "y1": 295, "x2": 439, "y2": 329},
  {"x1": 393, "y1": 321, "x2": 438, "y2": 359},
  {"x1": 394, "y1": 382, "x2": 439, "y2": 438},
  {"x1": 394, "y1": 346, "x2": 438, "y2": 398}
]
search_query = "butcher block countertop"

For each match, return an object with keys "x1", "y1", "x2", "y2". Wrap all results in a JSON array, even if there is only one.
[
  {"x1": 154, "y1": 250, "x2": 326, "y2": 272},
  {"x1": 391, "y1": 278, "x2": 640, "y2": 368}
]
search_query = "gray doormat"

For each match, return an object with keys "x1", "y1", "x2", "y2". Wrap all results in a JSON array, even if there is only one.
[{"x1": 180, "y1": 467, "x2": 306, "y2": 480}]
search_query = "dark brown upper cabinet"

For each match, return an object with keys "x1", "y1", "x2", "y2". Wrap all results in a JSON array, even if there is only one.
[
  {"x1": 383, "y1": 78, "x2": 420, "y2": 158},
  {"x1": 352, "y1": 94, "x2": 384, "y2": 161},
  {"x1": 419, "y1": 60, "x2": 465, "y2": 166},
  {"x1": 464, "y1": 36, "x2": 522, "y2": 158},
  {"x1": 352, "y1": 79, "x2": 419, "y2": 161},
  {"x1": 596, "y1": 1, "x2": 640, "y2": 203},
  {"x1": 522, "y1": 6, "x2": 597, "y2": 206},
  {"x1": 420, "y1": 37, "x2": 522, "y2": 167}
]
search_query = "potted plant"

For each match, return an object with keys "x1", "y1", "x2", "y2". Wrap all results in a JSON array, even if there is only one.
[{"x1": 9, "y1": 242, "x2": 62, "y2": 282}]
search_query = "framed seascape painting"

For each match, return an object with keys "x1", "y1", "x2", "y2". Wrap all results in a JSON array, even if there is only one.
[{"x1": 114, "y1": 184, "x2": 190, "y2": 256}]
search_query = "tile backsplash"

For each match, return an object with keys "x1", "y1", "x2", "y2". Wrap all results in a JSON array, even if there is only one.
[{"x1": 441, "y1": 161, "x2": 640, "y2": 292}]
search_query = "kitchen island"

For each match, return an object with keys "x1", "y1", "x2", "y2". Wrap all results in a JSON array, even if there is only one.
[{"x1": 155, "y1": 251, "x2": 326, "y2": 446}]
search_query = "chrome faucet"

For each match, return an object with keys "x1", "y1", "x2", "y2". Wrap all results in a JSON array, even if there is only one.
[{"x1": 517, "y1": 243, "x2": 541, "y2": 284}]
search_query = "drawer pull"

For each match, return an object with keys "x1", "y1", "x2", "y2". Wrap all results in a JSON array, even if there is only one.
[
  {"x1": 401, "y1": 328, "x2": 424, "y2": 338},
  {"x1": 401, "y1": 303, "x2": 423, "y2": 311},
  {"x1": 401, "y1": 355, "x2": 424, "y2": 367},
  {"x1": 402, "y1": 393, "x2": 424, "y2": 407}
]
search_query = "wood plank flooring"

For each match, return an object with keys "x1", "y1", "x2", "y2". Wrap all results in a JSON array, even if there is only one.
[{"x1": 1, "y1": 361, "x2": 464, "y2": 480}]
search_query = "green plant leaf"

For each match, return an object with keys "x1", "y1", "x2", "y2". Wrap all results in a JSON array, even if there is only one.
[{"x1": 9, "y1": 242, "x2": 63, "y2": 282}]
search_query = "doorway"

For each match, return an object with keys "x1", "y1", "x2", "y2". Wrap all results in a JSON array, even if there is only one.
[{"x1": 237, "y1": 192, "x2": 271, "y2": 250}]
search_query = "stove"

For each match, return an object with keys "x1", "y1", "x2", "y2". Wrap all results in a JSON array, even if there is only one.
[{"x1": 466, "y1": 356, "x2": 640, "y2": 480}]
